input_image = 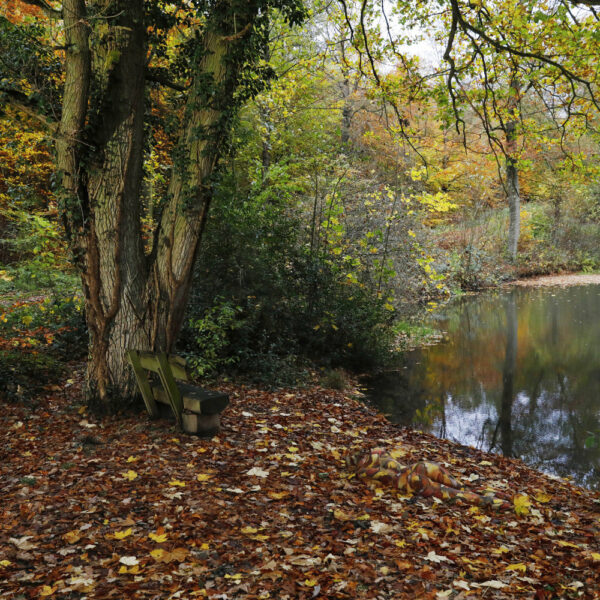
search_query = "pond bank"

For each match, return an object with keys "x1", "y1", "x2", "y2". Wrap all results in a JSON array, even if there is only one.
[
  {"x1": 511, "y1": 273, "x2": 600, "y2": 287},
  {"x1": 1, "y1": 379, "x2": 599, "y2": 598}
]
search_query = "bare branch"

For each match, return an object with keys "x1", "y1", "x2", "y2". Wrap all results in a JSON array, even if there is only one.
[
  {"x1": 145, "y1": 69, "x2": 187, "y2": 92},
  {"x1": 18, "y1": 0, "x2": 62, "y2": 19}
]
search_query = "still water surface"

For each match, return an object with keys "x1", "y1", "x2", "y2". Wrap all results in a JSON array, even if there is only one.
[{"x1": 365, "y1": 284, "x2": 600, "y2": 489}]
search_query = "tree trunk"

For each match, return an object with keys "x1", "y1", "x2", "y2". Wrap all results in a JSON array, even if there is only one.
[
  {"x1": 505, "y1": 77, "x2": 521, "y2": 262},
  {"x1": 56, "y1": 2, "x2": 249, "y2": 411}
]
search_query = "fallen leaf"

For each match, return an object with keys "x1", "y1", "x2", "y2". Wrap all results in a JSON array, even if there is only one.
[
  {"x1": 479, "y1": 581, "x2": 507, "y2": 589},
  {"x1": 122, "y1": 470, "x2": 138, "y2": 481},
  {"x1": 196, "y1": 474, "x2": 212, "y2": 482},
  {"x1": 513, "y1": 494, "x2": 531, "y2": 516},
  {"x1": 506, "y1": 563, "x2": 527, "y2": 573},
  {"x1": 370, "y1": 521, "x2": 393, "y2": 534},
  {"x1": 241, "y1": 526, "x2": 258, "y2": 534},
  {"x1": 113, "y1": 528, "x2": 132, "y2": 540},
  {"x1": 425, "y1": 551, "x2": 453, "y2": 563},
  {"x1": 149, "y1": 532, "x2": 168, "y2": 543},
  {"x1": 39, "y1": 585, "x2": 55, "y2": 597},
  {"x1": 246, "y1": 467, "x2": 269, "y2": 478},
  {"x1": 267, "y1": 491, "x2": 289, "y2": 500},
  {"x1": 168, "y1": 479, "x2": 186, "y2": 487},
  {"x1": 557, "y1": 540, "x2": 580, "y2": 549},
  {"x1": 9, "y1": 536, "x2": 37, "y2": 550},
  {"x1": 62, "y1": 530, "x2": 81, "y2": 544},
  {"x1": 119, "y1": 556, "x2": 139, "y2": 566}
]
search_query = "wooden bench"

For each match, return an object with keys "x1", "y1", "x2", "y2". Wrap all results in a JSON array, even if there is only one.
[{"x1": 126, "y1": 350, "x2": 229, "y2": 435}]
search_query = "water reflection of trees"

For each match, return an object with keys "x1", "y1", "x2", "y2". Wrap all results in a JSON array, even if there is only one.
[{"x1": 370, "y1": 285, "x2": 600, "y2": 489}]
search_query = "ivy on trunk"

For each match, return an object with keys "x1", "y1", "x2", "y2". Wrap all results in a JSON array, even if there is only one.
[{"x1": 5, "y1": 0, "x2": 305, "y2": 411}]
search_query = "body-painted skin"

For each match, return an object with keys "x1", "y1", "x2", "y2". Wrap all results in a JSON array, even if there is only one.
[{"x1": 347, "y1": 448, "x2": 512, "y2": 511}]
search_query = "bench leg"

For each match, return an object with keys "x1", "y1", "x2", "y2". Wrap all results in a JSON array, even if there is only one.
[{"x1": 182, "y1": 413, "x2": 221, "y2": 436}]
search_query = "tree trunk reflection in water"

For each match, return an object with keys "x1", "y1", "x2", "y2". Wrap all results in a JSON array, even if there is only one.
[{"x1": 490, "y1": 292, "x2": 518, "y2": 456}]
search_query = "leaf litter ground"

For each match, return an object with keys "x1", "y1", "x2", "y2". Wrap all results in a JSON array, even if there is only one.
[{"x1": 1, "y1": 376, "x2": 599, "y2": 599}]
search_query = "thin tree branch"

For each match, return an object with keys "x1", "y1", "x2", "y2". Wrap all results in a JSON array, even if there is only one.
[{"x1": 18, "y1": 0, "x2": 62, "y2": 19}]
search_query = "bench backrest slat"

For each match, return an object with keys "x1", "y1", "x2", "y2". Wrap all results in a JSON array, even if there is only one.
[
  {"x1": 136, "y1": 351, "x2": 189, "y2": 381},
  {"x1": 126, "y1": 350, "x2": 160, "y2": 418},
  {"x1": 156, "y1": 353, "x2": 183, "y2": 427}
]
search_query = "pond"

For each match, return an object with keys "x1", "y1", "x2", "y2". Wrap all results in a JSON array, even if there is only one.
[{"x1": 364, "y1": 284, "x2": 600, "y2": 490}]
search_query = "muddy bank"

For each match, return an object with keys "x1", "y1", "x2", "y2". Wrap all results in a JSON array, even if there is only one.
[{"x1": 511, "y1": 273, "x2": 600, "y2": 287}]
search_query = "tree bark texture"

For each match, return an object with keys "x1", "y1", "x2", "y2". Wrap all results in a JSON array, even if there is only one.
[
  {"x1": 505, "y1": 77, "x2": 521, "y2": 262},
  {"x1": 55, "y1": 2, "x2": 251, "y2": 410}
]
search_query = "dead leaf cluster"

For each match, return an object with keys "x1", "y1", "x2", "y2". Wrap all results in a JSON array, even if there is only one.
[{"x1": 1, "y1": 375, "x2": 599, "y2": 598}]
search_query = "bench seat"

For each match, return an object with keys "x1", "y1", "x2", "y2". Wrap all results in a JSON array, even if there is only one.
[{"x1": 152, "y1": 383, "x2": 229, "y2": 415}]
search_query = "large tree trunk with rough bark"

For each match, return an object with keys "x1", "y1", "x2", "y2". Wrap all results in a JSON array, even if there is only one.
[{"x1": 55, "y1": 1, "x2": 246, "y2": 411}]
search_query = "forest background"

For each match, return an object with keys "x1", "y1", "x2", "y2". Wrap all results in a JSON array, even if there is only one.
[{"x1": 1, "y1": 0, "x2": 599, "y2": 404}]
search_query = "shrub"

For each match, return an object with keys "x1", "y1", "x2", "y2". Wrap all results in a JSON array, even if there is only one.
[{"x1": 179, "y1": 178, "x2": 397, "y2": 384}]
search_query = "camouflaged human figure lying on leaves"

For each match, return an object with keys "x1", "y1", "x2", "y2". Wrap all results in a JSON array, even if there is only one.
[{"x1": 346, "y1": 448, "x2": 512, "y2": 511}]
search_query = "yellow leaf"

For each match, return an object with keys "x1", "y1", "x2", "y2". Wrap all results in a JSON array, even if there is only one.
[
  {"x1": 506, "y1": 563, "x2": 527, "y2": 573},
  {"x1": 330, "y1": 449, "x2": 341, "y2": 460},
  {"x1": 557, "y1": 540, "x2": 579, "y2": 549},
  {"x1": 591, "y1": 553, "x2": 600, "y2": 562},
  {"x1": 149, "y1": 532, "x2": 168, "y2": 543},
  {"x1": 389, "y1": 448, "x2": 407, "y2": 459},
  {"x1": 287, "y1": 446, "x2": 299, "y2": 453},
  {"x1": 200, "y1": 543, "x2": 210, "y2": 550},
  {"x1": 63, "y1": 530, "x2": 81, "y2": 544},
  {"x1": 224, "y1": 573, "x2": 242, "y2": 580},
  {"x1": 534, "y1": 492, "x2": 552, "y2": 503},
  {"x1": 39, "y1": 585, "x2": 55, "y2": 597},
  {"x1": 0, "y1": 560, "x2": 12, "y2": 567},
  {"x1": 114, "y1": 528, "x2": 132, "y2": 540},
  {"x1": 333, "y1": 509, "x2": 353, "y2": 521},
  {"x1": 267, "y1": 491, "x2": 289, "y2": 500},
  {"x1": 122, "y1": 470, "x2": 138, "y2": 481},
  {"x1": 513, "y1": 494, "x2": 531, "y2": 516},
  {"x1": 168, "y1": 480, "x2": 186, "y2": 487},
  {"x1": 303, "y1": 579, "x2": 318, "y2": 587},
  {"x1": 150, "y1": 549, "x2": 165, "y2": 560},
  {"x1": 196, "y1": 474, "x2": 212, "y2": 482},
  {"x1": 241, "y1": 526, "x2": 258, "y2": 534},
  {"x1": 126, "y1": 456, "x2": 138, "y2": 463}
]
